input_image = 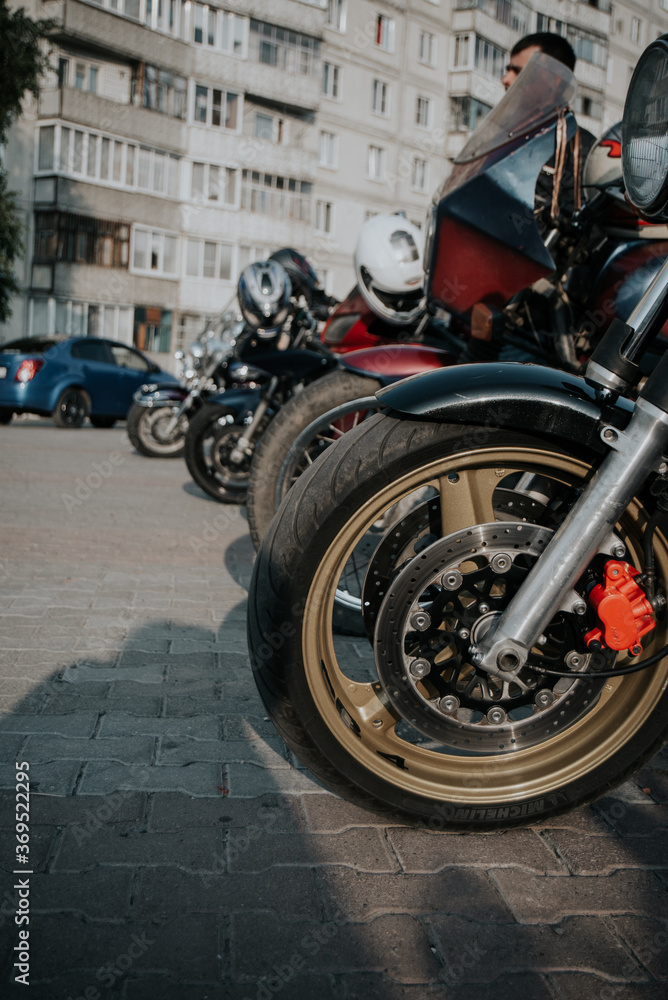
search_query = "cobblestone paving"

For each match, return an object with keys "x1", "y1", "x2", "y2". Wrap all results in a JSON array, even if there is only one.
[{"x1": 0, "y1": 418, "x2": 667, "y2": 999}]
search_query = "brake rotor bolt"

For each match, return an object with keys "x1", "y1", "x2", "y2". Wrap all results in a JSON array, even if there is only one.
[
  {"x1": 612, "y1": 543, "x2": 626, "y2": 559},
  {"x1": 487, "y1": 706, "x2": 507, "y2": 725},
  {"x1": 410, "y1": 611, "x2": 431, "y2": 631},
  {"x1": 409, "y1": 658, "x2": 431, "y2": 678},
  {"x1": 441, "y1": 570, "x2": 463, "y2": 591},
  {"x1": 372, "y1": 719, "x2": 383, "y2": 728},
  {"x1": 534, "y1": 689, "x2": 554, "y2": 708},
  {"x1": 573, "y1": 601, "x2": 587, "y2": 616},
  {"x1": 565, "y1": 651, "x2": 584, "y2": 669},
  {"x1": 478, "y1": 603, "x2": 490, "y2": 614},
  {"x1": 439, "y1": 695, "x2": 459, "y2": 714},
  {"x1": 491, "y1": 553, "x2": 511, "y2": 574},
  {"x1": 457, "y1": 628, "x2": 470, "y2": 640}
]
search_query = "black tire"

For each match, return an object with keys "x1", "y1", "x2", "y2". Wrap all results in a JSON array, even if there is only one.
[
  {"x1": 0, "y1": 409, "x2": 13, "y2": 425},
  {"x1": 184, "y1": 403, "x2": 253, "y2": 503},
  {"x1": 53, "y1": 388, "x2": 89, "y2": 428},
  {"x1": 127, "y1": 402, "x2": 186, "y2": 457},
  {"x1": 89, "y1": 416, "x2": 117, "y2": 429},
  {"x1": 247, "y1": 370, "x2": 381, "y2": 550},
  {"x1": 248, "y1": 413, "x2": 668, "y2": 828}
]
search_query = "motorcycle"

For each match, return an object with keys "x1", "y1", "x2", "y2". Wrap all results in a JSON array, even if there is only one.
[
  {"x1": 127, "y1": 308, "x2": 243, "y2": 458},
  {"x1": 245, "y1": 118, "x2": 668, "y2": 552},
  {"x1": 247, "y1": 44, "x2": 668, "y2": 828},
  {"x1": 183, "y1": 269, "x2": 337, "y2": 503}
]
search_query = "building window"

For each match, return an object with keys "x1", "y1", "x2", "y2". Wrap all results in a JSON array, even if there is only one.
[
  {"x1": 240, "y1": 170, "x2": 312, "y2": 222},
  {"x1": 631, "y1": 17, "x2": 641, "y2": 45},
  {"x1": 418, "y1": 31, "x2": 436, "y2": 67},
  {"x1": 453, "y1": 0, "x2": 530, "y2": 34},
  {"x1": 39, "y1": 124, "x2": 180, "y2": 198},
  {"x1": 368, "y1": 145, "x2": 386, "y2": 181},
  {"x1": 132, "y1": 227, "x2": 179, "y2": 277},
  {"x1": 191, "y1": 163, "x2": 237, "y2": 205},
  {"x1": 376, "y1": 14, "x2": 394, "y2": 52},
  {"x1": 322, "y1": 61, "x2": 341, "y2": 98},
  {"x1": 193, "y1": 84, "x2": 240, "y2": 130},
  {"x1": 254, "y1": 112, "x2": 283, "y2": 143},
  {"x1": 249, "y1": 20, "x2": 319, "y2": 76},
  {"x1": 475, "y1": 36, "x2": 507, "y2": 77},
  {"x1": 326, "y1": 0, "x2": 345, "y2": 31},
  {"x1": 412, "y1": 157, "x2": 428, "y2": 191},
  {"x1": 315, "y1": 200, "x2": 333, "y2": 234},
  {"x1": 34, "y1": 211, "x2": 130, "y2": 268},
  {"x1": 454, "y1": 34, "x2": 471, "y2": 68},
  {"x1": 319, "y1": 131, "x2": 338, "y2": 168},
  {"x1": 536, "y1": 15, "x2": 607, "y2": 68},
  {"x1": 416, "y1": 96, "x2": 432, "y2": 128},
  {"x1": 73, "y1": 58, "x2": 100, "y2": 93},
  {"x1": 185, "y1": 239, "x2": 234, "y2": 280},
  {"x1": 450, "y1": 95, "x2": 492, "y2": 131},
  {"x1": 575, "y1": 94, "x2": 603, "y2": 121},
  {"x1": 372, "y1": 79, "x2": 389, "y2": 115},
  {"x1": 135, "y1": 64, "x2": 187, "y2": 118}
]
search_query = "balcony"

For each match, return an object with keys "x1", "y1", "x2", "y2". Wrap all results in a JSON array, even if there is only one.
[
  {"x1": 43, "y1": 0, "x2": 191, "y2": 74},
  {"x1": 40, "y1": 87, "x2": 187, "y2": 152}
]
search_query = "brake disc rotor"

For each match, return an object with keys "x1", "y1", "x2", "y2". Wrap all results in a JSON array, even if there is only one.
[{"x1": 373, "y1": 521, "x2": 606, "y2": 752}]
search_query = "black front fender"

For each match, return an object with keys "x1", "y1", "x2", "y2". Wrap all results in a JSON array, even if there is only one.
[{"x1": 376, "y1": 363, "x2": 635, "y2": 452}]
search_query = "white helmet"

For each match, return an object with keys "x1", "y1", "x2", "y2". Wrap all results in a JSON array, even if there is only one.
[{"x1": 354, "y1": 214, "x2": 425, "y2": 326}]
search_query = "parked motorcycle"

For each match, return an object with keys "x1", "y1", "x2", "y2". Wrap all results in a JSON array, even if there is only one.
[
  {"x1": 183, "y1": 258, "x2": 336, "y2": 503},
  {"x1": 127, "y1": 309, "x2": 243, "y2": 458},
  {"x1": 247, "y1": 45, "x2": 668, "y2": 827},
  {"x1": 245, "y1": 114, "x2": 668, "y2": 552}
]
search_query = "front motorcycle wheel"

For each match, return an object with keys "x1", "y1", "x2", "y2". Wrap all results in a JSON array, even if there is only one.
[
  {"x1": 248, "y1": 413, "x2": 668, "y2": 827},
  {"x1": 127, "y1": 402, "x2": 188, "y2": 458},
  {"x1": 184, "y1": 403, "x2": 254, "y2": 503}
]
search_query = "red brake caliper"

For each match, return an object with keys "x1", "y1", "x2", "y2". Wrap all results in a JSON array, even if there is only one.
[{"x1": 584, "y1": 560, "x2": 656, "y2": 657}]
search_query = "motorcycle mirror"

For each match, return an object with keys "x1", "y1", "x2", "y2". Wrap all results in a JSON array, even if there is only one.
[{"x1": 622, "y1": 34, "x2": 668, "y2": 220}]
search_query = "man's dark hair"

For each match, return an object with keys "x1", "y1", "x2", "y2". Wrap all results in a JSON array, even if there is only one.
[{"x1": 511, "y1": 32, "x2": 576, "y2": 71}]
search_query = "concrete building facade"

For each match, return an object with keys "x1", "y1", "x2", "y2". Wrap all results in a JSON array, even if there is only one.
[{"x1": 3, "y1": 0, "x2": 668, "y2": 360}]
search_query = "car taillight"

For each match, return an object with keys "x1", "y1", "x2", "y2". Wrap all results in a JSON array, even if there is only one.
[{"x1": 15, "y1": 359, "x2": 44, "y2": 383}]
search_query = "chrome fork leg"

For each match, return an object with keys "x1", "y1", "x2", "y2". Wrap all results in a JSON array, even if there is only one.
[{"x1": 471, "y1": 398, "x2": 668, "y2": 677}]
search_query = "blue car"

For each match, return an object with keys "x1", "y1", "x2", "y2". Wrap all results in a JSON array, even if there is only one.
[{"x1": 0, "y1": 336, "x2": 179, "y2": 428}]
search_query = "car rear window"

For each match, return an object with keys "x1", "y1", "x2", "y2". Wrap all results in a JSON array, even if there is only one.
[{"x1": 0, "y1": 337, "x2": 60, "y2": 353}]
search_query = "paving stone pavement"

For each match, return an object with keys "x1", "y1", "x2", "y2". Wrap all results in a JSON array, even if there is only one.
[{"x1": 0, "y1": 418, "x2": 667, "y2": 1000}]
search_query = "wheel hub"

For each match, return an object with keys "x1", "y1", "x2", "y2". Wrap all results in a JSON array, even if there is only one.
[{"x1": 373, "y1": 522, "x2": 606, "y2": 752}]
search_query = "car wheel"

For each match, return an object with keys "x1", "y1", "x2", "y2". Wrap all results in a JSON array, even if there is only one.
[
  {"x1": 89, "y1": 416, "x2": 117, "y2": 429},
  {"x1": 53, "y1": 388, "x2": 89, "y2": 428}
]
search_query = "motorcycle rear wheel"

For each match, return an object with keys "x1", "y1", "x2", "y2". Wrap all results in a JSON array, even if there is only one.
[
  {"x1": 127, "y1": 402, "x2": 187, "y2": 458},
  {"x1": 249, "y1": 413, "x2": 668, "y2": 828},
  {"x1": 184, "y1": 403, "x2": 253, "y2": 503}
]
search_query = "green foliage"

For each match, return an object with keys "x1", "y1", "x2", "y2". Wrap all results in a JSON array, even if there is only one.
[
  {"x1": 0, "y1": 1, "x2": 55, "y2": 143},
  {"x1": 0, "y1": 2, "x2": 55, "y2": 321}
]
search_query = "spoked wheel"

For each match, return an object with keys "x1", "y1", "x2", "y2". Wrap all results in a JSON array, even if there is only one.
[
  {"x1": 53, "y1": 388, "x2": 89, "y2": 428},
  {"x1": 127, "y1": 403, "x2": 187, "y2": 457},
  {"x1": 249, "y1": 414, "x2": 668, "y2": 827},
  {"x1": 184, "y1": 405, "x2": 255, "y2": 503}
]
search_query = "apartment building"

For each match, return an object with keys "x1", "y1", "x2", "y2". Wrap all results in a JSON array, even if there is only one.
[{"x1": 3, "y1": 0, "x2": 668, "y2": 359}]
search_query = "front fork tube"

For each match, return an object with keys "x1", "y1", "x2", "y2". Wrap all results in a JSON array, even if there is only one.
[
  {"x1": 471, "y1": 397, "x2": 668, "y2": 678},
  {"x1": 229, "y1": 376, "x2": 279, "y2": 465},
  {"x1": 163, "y1": 393, "x2": 196, "y2": 435}
]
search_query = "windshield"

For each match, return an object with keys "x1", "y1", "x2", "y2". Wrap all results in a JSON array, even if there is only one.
[{"x1": 454, "y1": 52, "x2": 577, "y2": 164}]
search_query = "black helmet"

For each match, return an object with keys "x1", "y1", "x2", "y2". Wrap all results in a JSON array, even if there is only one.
[
  {"x1": 268, "y1": 248, "x2": 322, "y2": 306},
  {"x1": 237, "y1": 260, "x2": 292, "y2": 337}
]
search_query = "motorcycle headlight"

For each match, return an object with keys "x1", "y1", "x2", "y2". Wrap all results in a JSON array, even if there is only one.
[{"x1": 622, "y1": 35, "x2": 668, "y2": 219}]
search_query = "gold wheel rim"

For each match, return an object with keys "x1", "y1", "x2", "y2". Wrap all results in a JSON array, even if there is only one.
[{"x1": 302, "y1": 444, "x2": 668, "y2": 805}]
